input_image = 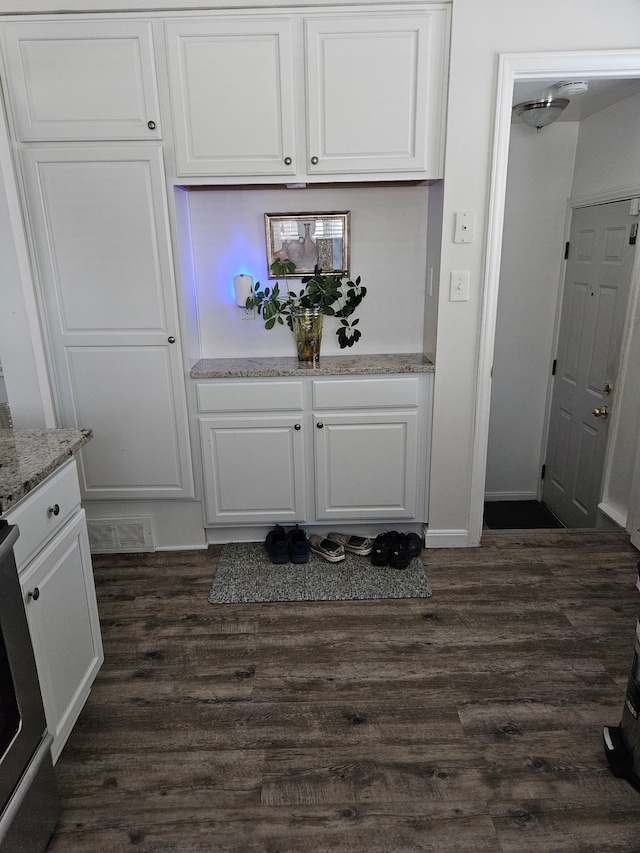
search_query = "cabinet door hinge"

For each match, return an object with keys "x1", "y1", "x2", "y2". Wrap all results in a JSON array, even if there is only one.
[
  {"x1": 541, "y1": 464, "x2": 546, "y2": 480},
  {"x1": 552, "y1": 358, "x2": 557, "y2": 376},
  {"x1": 564, "y1": 241, "x2": 570, "y2": 259}
]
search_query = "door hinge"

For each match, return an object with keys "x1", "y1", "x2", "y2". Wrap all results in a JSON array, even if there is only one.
[
  {"x1": 630, "y1": 223, "x2": 638, "y2": 245},
  {"x1": 552, "y1": 358, "x2": 557, "y2": 376},
  {"x1": 541, "y1": 464, "x2": 546, "y2": 480},
  {"x1": 564, "y1": 241, "x2": 570, "y2": 259}
]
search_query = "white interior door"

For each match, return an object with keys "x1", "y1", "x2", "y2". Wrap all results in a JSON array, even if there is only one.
[{"x1": 543, "y1": 200, "x2": 636, "y2": 526}]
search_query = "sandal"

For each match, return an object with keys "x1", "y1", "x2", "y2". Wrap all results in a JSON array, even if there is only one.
[
  {"x1": 327, "y1": 532, "x2": 374, "y2": 556},
  {"x1": 309, "y1": 534, "x2": 345, "y2": 563}
]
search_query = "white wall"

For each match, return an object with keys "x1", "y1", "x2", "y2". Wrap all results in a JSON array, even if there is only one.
[
  {"x1": 485, "y1": 121, "x2": 578, "y2": 500},
  {"x1": 570, "y1": 93, "x2": 640, "y2": 526},
  {"x1": 428, "y1": 0, "x2": 640, "y2": 545},
  {"x1": 186, "y1": 184, "x2": 429, "y2": 358},
  {"x1": 572, "y1": 93, "x2": 640, "y2": 199}
]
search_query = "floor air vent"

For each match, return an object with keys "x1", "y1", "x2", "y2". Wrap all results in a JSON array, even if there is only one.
[{"x1": 87, "y1": 517, "x2": 155, "y2": 554}]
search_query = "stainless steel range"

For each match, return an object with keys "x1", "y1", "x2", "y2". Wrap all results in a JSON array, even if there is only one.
[{"x1": 0, "y1": 520, "x2": 60, "y2": 851}]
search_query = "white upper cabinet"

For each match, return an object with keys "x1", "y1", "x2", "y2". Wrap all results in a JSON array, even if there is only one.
[
  {"x1": 165, "y1": 17, "x2": 297, "y2": 177},
  {"x1": 0, "y1": 20, "x2": 161, "y2": 140},
  {"x1": 165, "y1": 6, "x2": 449, "y2": 181},
  {"x1": 305, "y1": 10, "x2": 448, "y2": 177}
]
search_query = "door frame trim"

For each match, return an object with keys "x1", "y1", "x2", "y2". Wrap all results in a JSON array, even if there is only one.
[{"x1": 474, "y1": 49, "x2": 640, "y2": 543}]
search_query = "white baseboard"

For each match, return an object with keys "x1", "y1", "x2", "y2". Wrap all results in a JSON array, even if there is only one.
[
  {"x1": 484, "y1": 491, "x2": 538, "y2": 502},
  {"x1": 597, "y1": 501, "x2": 626, "y2": 529},
  {"x1": 425, "y1": 529, "x2": 471, "y2": 548}
]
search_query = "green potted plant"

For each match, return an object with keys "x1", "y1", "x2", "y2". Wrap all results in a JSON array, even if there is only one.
[{"x1": 246, "y1": 259, "x2": 367, "y2": 364}]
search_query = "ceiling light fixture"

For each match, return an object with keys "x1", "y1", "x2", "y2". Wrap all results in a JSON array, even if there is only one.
[{"x1": 513, "y1": 97, "x2": 570, "y2": 132}]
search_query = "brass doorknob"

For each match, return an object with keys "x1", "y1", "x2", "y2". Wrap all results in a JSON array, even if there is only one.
[{"x1": 593, "y1": 406, "x2": 609, "y2": 419}]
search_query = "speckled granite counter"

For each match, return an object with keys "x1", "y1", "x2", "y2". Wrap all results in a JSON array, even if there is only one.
[
  {"x1": 0, "y1": 428, "x2": 92, "y2": 513},
  {"x1": 190, "y1": 353, "x2": 434, "y2": 379}
]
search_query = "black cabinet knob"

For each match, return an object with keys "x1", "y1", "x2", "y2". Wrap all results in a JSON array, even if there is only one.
[{"x1": 48, "y1": 503, "x2": 60, "y2": 516}]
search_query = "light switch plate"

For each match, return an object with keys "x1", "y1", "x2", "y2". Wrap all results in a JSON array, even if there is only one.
[{"x1": 450, "y1": 271, "x2": 470, "y2": 302}]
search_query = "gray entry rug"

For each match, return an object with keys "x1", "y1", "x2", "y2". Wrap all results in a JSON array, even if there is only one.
[{"x1": 208, "y1": 541, "x2": 432, "y2": 604}]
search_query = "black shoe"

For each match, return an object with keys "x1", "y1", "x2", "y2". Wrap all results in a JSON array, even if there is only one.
[
  {"x1": 371, "y1": 531, "x2": 397, "y2": 566},
  {"x1": 389, "y1": 533, "x2": 412, "y2": 570},
  {"x1": 264, "y1": 525, "x2": 288, "y2": 564},
  {"x1": 287, "y1": 524, "x2": 310, "y2": 564},
  {"x1": 405, "y1": 532, "x2": 424, "y2": 560}
]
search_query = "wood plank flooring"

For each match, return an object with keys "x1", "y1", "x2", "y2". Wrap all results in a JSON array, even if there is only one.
[{"x1": 48, "y1": 530, "x2": 640, "y2": 852}]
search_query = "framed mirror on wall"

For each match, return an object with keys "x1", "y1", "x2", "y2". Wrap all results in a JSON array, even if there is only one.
[{"x1": 264, "y1": 211, "x2": 350, "y2": 278}]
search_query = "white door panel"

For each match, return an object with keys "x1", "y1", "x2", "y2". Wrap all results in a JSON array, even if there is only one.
[
  {"x1": 543, "y1": 201, "x2": 636, "y2": 526},
  {"x1": 165, "y1": 18, "x2": 297, "y2": 176},
  {"x1": 67, "y1": 347, "x2": 188, "y2": 496},
  {"x1": 1, "y1": 20, "x2": 161, "y2": 141},
  {"x1": 200, "y1": 416, "x2": 306, "y2": 524},
  {"x1": 26, "y1": 155, "x2": 169, "y2": 333},
  {"x1": 305, "y1": 11, "x2": 447, "y2": 176},
  {"x1": 21, "y1": 146, "x2": 194, "y2": 500},
  {"x1": 314, "y1": 411, "x2": 418, "y2": 520}
]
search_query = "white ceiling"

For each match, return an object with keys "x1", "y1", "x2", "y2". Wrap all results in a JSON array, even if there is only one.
[{"x1": 512, "y1": 77, "x2": 640, "y2": 122}]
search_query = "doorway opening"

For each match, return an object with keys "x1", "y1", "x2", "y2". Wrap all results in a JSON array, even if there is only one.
[{"x1": 476, "y1": 51, "x2": 640, "y2": 537}]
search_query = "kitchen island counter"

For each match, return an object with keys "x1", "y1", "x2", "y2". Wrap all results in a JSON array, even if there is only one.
[{"x1": 0, "y1": 428, "x2": 92, "y2": 513}]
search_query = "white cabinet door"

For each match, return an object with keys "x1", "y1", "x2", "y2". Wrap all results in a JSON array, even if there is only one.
[
  {"x1": 305, "y1": 9, "x2": 448, "y2": 177},
  {"x1": 20, "y1": 146, "x2": 194, "y2": 500},
  {"x1": 0, "y1": 20, "x2": 161, "y2": 141},
  {"x1": 20, "y1": 509, "x2": 103, "y2": 764},
  {"x1": 200, "y1": 415, "x2": 306, "y2": 524},
  {"x1": 165, "y1": 18, "x2": 297, "y2": 177},
  {"x1": 314, "y1": 411, "x2": 420, "y2": 520}
]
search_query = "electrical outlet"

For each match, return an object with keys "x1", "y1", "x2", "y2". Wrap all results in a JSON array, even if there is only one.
[{"x1": 454, "y1": 211, "x2": 475, "y2": 243}]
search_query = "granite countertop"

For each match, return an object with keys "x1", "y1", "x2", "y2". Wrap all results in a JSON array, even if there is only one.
[
  {"x1": 190, "y1": 353, "x2": 434, "y2": 379},
  {"x1": 0, "y1": 428, "x2": 92, "y2": 514}
]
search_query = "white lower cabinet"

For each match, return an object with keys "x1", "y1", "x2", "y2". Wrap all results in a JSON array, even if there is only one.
[
  {"x1": 314, "y1": 410, "x2": 419, "y2": 520},
  {"x1": 197, "y1": 373, "x2": 431, "y2": 529},
  {"x1": 199, "y1": 415, "x2": 306, "y2": 524},
  {"x1": 6, "y1": 459, "x2": 103, "y2": 763}
]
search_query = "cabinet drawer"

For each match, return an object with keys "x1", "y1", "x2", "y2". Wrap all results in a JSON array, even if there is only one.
[
  {"x1": 313, "y1": 376, "x2": 421, "y2": 410},
  {"x1": 197, "y1": 381, "x2": 304, "y2": 412},
  {"x1": 6, "y1": 458, "x2": 81, "y2": 571}
]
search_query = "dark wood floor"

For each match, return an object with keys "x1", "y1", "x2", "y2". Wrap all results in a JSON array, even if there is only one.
[{"x1": 48, "y1": 530, "x2": 640, "y2": 852}]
